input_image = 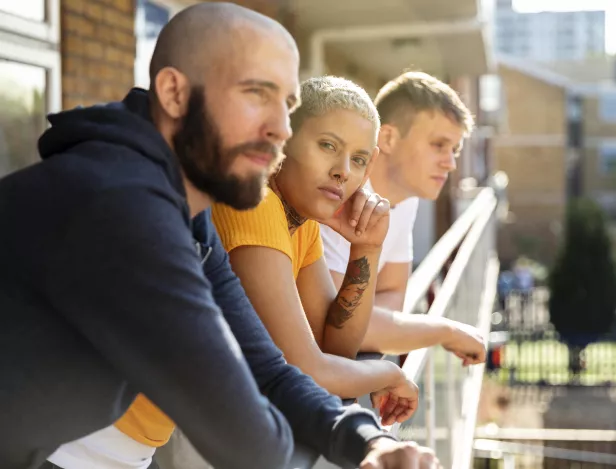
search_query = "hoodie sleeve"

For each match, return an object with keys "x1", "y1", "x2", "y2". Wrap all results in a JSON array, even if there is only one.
[
  {"x1": 43, "y1": 188, "x2": 293, "y2": 469},
  {"x1": 195, "y1": 211, "x2": 396, "y2": 468}
]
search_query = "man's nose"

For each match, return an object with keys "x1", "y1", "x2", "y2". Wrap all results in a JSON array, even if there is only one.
[
  {"x1": 442, "y1": 152, "x2": 457, "y2": 172},
  {"x1": 265, "y1": 106, "x2": 292, "y2": 145}
]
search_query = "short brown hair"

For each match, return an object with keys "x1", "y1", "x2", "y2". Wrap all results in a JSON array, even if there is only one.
[{"x1": 375, "y1": 71, "x2": 474, "y2": 136}]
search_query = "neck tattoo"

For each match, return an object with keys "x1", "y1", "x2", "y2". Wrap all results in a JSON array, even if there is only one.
[{"x1": 269, "y1": 179, "x2": 307, "y2": 236}]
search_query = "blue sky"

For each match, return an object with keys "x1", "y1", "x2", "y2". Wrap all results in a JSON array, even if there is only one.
[{"x1": 514, "y1": 0, "x2": 615, "y2": 54}]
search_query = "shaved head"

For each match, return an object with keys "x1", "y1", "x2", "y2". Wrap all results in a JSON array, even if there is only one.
[
  {"x1": 149, "y1": 2, "x2": 296, "y2": 86},
  {"x1": 148, "y1": 2, "x2": 299, "y2": 211}
]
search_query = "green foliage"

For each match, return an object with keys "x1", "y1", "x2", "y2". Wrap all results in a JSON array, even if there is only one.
[{"x1": 548, "y1": 198, "x2": 616, "y2": 345}]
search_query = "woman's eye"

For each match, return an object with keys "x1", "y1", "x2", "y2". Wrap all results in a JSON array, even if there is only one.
[
  {"x1": 352, "y1": 157, "x2": 367, "y2": 167},
  {"x1": 319, "y1": 141, "x2": 336, "y2": 151}
]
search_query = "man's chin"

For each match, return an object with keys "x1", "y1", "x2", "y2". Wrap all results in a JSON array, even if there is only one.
[{"x1": 219, "y1": 181, "x2": 267, "y2": 211}]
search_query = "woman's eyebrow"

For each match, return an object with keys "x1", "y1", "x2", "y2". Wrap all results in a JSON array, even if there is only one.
[{"x1": 320, "y1": 132, "x2": 371, "y2": 156}]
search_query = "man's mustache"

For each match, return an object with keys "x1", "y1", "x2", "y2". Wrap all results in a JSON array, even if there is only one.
[{"x1": 226, "y1": 141, "x2": 285, "y2": 168}]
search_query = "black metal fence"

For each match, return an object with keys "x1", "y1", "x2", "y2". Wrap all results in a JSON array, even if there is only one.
[{"x1": 488, "y1": 289, "x2": 616, "y2": 387}]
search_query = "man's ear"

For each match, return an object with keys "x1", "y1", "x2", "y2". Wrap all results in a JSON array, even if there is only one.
[
  {"x1": 153, "y1": 67, "x2": 191, "y2": 120},
  {"x1": 361, "y1": 146, "x2": 380, "y2": 187},
  {"x1": 377, "y1": 124, "x2": 399, "y2": 155}
]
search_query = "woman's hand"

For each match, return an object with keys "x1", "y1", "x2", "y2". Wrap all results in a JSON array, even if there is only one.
[
  {"x1": 370, "y1": 375, "x2": 419, "y2": 426},
  {"x1": 320, "y1": 188, "x2": 390, "y2": 248}
]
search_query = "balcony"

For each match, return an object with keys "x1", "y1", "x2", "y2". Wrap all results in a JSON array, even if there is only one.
[
  {"x1": 291, "y1": 187, "x2": 500, "y2": 468},
  {"x1": 291, "y1": 0, "x2": 495, "y2": 81}
]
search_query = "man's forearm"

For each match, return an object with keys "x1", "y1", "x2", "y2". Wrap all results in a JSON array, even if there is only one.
[
  {"x1": 323, "y1": 245, "x2": 381, "y2": 358},
  {"x1": 360, "y1": 306, "x2": 454, "y2": 355}
]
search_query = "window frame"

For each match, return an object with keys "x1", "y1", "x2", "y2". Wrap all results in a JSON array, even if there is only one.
[
  {"x1": 0, "y1": 41, "x2": 61, "y2": 114},
  {"x1": 0, "y1": 0, "x2": 61, "y2": 114},
  {"x1": 134, "y1": 0, "x2": 185, "y2": 88},
  {"x1": 0, "y1": 0, "x2": 60, "y2": 44}
]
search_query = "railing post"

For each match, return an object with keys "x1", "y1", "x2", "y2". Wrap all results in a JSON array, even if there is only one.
[
  {"x1": 425, "y1": 351, "x2": 436, "y2": 450},
  {"x1": 446, "y1": 350, "x2": 456, "y2": 459}
]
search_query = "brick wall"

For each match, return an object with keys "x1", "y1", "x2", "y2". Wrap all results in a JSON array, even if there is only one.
[
  {"x1": 581, "y1": 96, "x2": 616, "y2": 196},
  {"x1": 61, "y1": 0, "x2": 136, "y2": 109},
  {"x1": 500, "y1": 66, "x2": 566, "y2": 136},
  {"x1": 494, "y1": 66, "x2": 567, "y2": 265}
]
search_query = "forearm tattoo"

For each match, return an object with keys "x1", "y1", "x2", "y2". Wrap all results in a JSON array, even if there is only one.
[{"x1": 327, "y1": 256, "x2": 371, "y2": 329}]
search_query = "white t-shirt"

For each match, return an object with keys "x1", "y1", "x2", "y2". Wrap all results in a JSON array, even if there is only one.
[
  {"x1": 320, "y1": 179, "x2": 419, "y2": 274},
  {"x1": 47, "y1": 425, "x2": 155, "y2": 469}
]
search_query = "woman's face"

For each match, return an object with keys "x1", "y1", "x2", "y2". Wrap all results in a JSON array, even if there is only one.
[{"x1": 275, "y1": 108, "x2": 377, "y2": 221}]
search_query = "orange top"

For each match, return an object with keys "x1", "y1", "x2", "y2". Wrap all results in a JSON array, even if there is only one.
[{"x1": 211, "y1": 188, "x2": 324, "y2": 279}]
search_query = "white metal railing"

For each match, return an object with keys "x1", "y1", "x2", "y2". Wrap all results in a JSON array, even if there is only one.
[
  {"x1": 388, "y1": 187, "x2": 499, "y2": 469},
  {"x1": 296, "y1": 187, "x2": 499, "y2": 469}
]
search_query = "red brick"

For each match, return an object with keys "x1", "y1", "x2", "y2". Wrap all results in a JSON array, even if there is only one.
[
  {"x1": 63, "y1": 13, "x2": 95, "y2": 36},
  {"x1": 103, "y1": 8, "x2": 126, "y2": 28},
  {"x1": 84, "y1": 40, "x2": 105, "y2": 60},
  {"x1": 85, "y1": 61, "x2": 104, "y2": 80},
  {"x1": 113, "y1": 0, "x2": 134, "y2": 13},
  {"x1": 63, "y1": 95, "x2": 85, "y2": 110},
  {"x1": 63, "y1": 34, "x2": 82, "y2": 56},
  {"x1": 112, "y1": 29, "x2": 134, "y2": 50},
  {"x1": 62, "y1": 0, "x2": 84, "y2": 14},
  {"x1": 100, "y1": 64, "x2": 118, "y2": 81},
  {"x1": 120, "y1": 50, "x2": 135, "y2": 69},
  {"x1": 94, "y1": 24, "x2": 115, "y2": 44},
  {"x1": 104, "y1": 46, "x2": 123, "y2": 64},
  {"x1": 62, "y1": 75, "x2": 87, "y2": 95},
  {"x1": 84, "y1": 2, "x2": 104, "y2": 21}
]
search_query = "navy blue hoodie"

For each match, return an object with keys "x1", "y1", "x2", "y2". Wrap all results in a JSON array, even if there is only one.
[{"x1": 0, "y1": 89, "x2": 391, "y2": 469}]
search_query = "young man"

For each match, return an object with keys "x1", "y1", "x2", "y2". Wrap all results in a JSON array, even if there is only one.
[
  {"x1": 0, "y1": 5, "x2": 435, "y2": 469},
  {"x1": 321, "y1": 71, "x2": 487, "y2": 362}
]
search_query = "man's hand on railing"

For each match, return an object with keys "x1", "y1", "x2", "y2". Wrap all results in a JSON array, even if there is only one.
[
  {"x1": 370, "y1": 375, "x2": 419, "y2": 426},
  {"x1": 360, "y1": 439, "x2": 442, "y2": 469},
  {"x1": 441, "y1": 319, "x2": 487, "y2": 366}
]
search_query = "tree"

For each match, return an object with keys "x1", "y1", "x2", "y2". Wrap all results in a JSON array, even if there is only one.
[{"x1": 548, "y1": 198, "x2": 616, "y2": 379}]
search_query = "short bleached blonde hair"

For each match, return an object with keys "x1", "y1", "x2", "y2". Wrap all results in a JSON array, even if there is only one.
[{"x1": 291, "y1": 76, "x2": 380, "y2": 143}]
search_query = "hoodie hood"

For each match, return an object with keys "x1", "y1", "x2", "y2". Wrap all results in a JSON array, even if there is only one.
[{"x1": 38, "y1": 88, "x2": 184, "y2": 194}]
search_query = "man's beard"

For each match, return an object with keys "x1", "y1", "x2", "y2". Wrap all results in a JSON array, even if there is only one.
[{"x1": 173, "y1": 85, "x2": 282, "y2": 210}]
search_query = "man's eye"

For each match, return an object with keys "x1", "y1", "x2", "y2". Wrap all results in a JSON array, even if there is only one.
[{"x1": 319, "y1": 142, "x2": 336, "y2": 151}]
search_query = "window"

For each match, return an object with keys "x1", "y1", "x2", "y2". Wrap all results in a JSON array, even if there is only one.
[
  {"x1": 0, "y1": 61, "x2": 47, "y2": 175},
  {"x1": 599, "y1": 144, "x2": 616, "y2": 174},
  {"x1": 0, "y1": 0, "x2": 60, "y2": 177},
  {"x1": 0, "y1": 0, "x2": 58, "y2": 42},
  {"x1": 135, "y1": 0, "x2": 183, "y2": 88},
  {"x1": 0, "y1": 0, "x2": 45, "y2": 21},
  {"x1": 599, "y1": 92, "x2": 616, "y2": 123}
]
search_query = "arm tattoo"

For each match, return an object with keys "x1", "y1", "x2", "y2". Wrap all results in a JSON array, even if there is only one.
[{"x1": 327, "y1": 256, "x2": 371, "y2": 329}]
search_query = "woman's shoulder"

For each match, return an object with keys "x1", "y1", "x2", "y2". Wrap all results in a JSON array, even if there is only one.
[
  {"x1": 298, "y1": 219, "x2": 321, "y2": 238},
  {"x1": 211, "y1": 187, "x2": 292, "y2": 254}
]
